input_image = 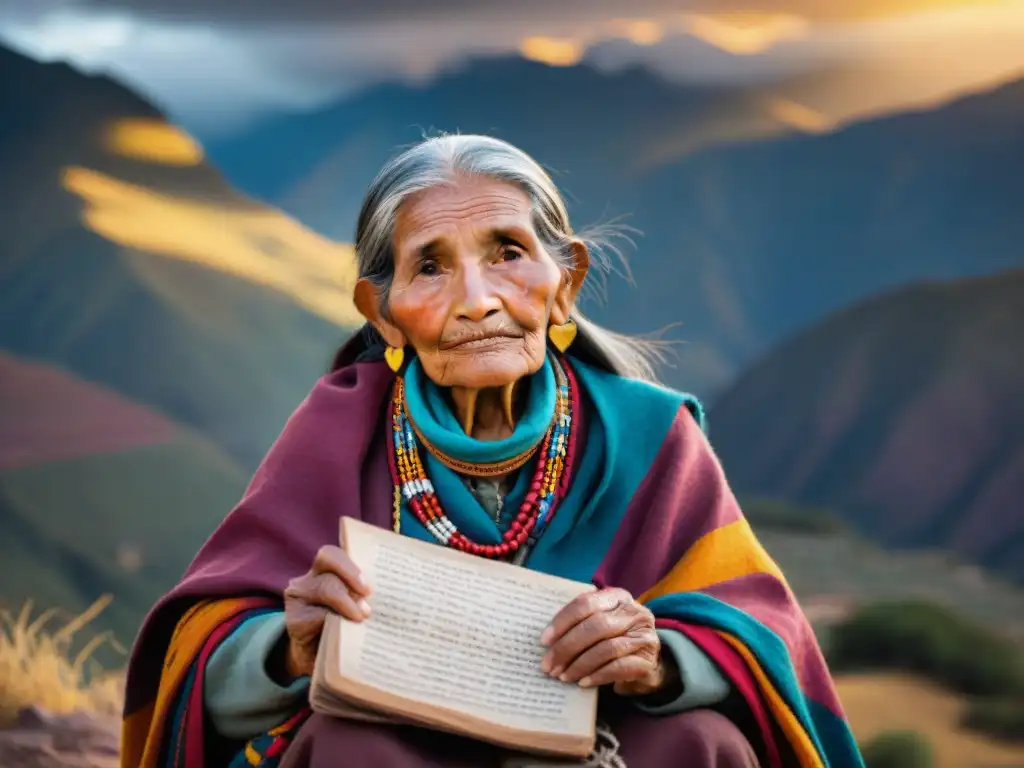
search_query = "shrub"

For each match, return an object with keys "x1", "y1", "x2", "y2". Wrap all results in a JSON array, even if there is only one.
[
  {"x1": 828, "y1": 600, "x2": 1024, "y2": 697},
  {"x1": 961, "y1": 697, "x2": 1024, "y2": 744},
  {"x1": 0, "y1": 597, "x2": 125, "y2": 726},
  {"x1": 860, "y1": 730, "x2": 934, "y2": 768},
  {"x1": 740, "y1": 497, "x2": 847, "y2": 535}
]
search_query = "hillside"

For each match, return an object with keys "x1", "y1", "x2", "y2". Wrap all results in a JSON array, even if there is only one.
[
  {"x1": 712, "y1": 269, "x2": 1024, "y2": 582},
  {"x1": 837, "y1": 674, "x2": 1024, "y2": 768},
  {"x1": 0, "y1": 353, "x2": 247, "y2": 640},
  {"x1": 0, "y1": 43, "x2": 362, "y2": 636},
  {"x1": 206, "y1": 58, "x2": 1024, "y2": 395},
  {"x1": 0, "y1": 43, "x2": 356, "y2": 470}
]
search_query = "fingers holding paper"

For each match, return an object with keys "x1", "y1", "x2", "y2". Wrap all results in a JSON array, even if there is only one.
[
  {"x1": 282, "y1": 544, "x2": 373, "y2": 677},
  {"x1": 540, "y1": 587, "x2": 673, "y2": 697}
]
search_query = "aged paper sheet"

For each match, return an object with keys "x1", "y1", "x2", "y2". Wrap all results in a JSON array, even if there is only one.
[{"x1": 334, "y1": 519, "x2": 597, "y2": 739}]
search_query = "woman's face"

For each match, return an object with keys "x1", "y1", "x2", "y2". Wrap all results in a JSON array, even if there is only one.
[{"x1": 356, "y1": 175, "x2": 587, "y2": 390}]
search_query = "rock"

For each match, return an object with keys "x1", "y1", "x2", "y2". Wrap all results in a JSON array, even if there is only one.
[
  {"x1": 16, "y1": 706, "x2": 54, "y2": 730},
  {"x1": 0, "y1": 707, "x2": 119, "y2": 767}
]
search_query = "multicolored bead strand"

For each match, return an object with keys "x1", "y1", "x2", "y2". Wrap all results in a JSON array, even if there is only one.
[
  {"x1": 388, "y1": 355, "x2": 576, "y2": 559},
  {"x1": 558, "y1": 359, "x2": 581, "y2": 499}
]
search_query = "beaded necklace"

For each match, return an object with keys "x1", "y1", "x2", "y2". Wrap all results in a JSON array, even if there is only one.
[{"x1": 388, "y1": 355, "x2": 575, "y2": 560}]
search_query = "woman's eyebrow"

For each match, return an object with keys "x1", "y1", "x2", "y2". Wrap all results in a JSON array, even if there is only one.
[
  {"x1": 485, "y1": 227, "x2": 531, "y2": 246},
  {"x1": 404, "y1": 238, "x2": 443, "y2": 262}
]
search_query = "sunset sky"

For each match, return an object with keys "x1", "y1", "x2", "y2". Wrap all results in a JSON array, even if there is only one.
[{"x1": 0, "y1": 0, "x2": 1022, "y2": 135}]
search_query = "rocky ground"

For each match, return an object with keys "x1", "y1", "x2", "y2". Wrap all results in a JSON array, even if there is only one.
[{"x1": 0, "y1": 707, "x2": 119, "y2": 767}]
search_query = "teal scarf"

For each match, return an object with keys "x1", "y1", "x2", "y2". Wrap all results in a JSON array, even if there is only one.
[
  {"x1": 403, "y1": 353, "x2": 556, "y2": 466},
  {"x1": 397, "y1": 354, "x2": 694, "y2": 581},
  {"x1": 400, "y1": 355, "x2": 554, "y2": 549}
]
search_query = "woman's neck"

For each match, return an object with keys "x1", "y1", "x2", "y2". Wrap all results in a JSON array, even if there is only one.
[{"x1": 450, "y1": 381, "x2": 522, "y2": 440}]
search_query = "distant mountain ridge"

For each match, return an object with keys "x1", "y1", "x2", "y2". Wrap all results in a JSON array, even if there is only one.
[
  {"x1": 710, "y1": 268, "x2": 1024, "y2": 583},
  {"x1": 206, "y1": 57, "x2": 1024, "y2": 395},
  {"x1": 203, "y1": 56, "x2": 783, "y2": 213}
]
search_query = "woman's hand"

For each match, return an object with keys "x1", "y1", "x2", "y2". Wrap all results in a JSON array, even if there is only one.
[
  {"x1": 539, "y1": 588, "x2": 676, "y2": 696},
  {"x1": 282, "y1": 545, "x2": 372, "y2": 678}
]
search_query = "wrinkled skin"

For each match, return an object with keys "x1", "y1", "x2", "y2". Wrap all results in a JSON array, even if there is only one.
[
  {"x1": 541, "y1": 587, "x2": 671, "y2": 697},
  {"x1": 284, "y1": 175, "x2": 672, "y2": 697},
  {"x1": 283, "y1": 545, "x2": 372, "y2": 677},
  {"x1": 357, "y1": 174, "x2": 580, "y2": 393}
]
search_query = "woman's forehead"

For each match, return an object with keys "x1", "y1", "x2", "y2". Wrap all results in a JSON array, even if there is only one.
[{"x1": 394, "y1": 177, "x2": 533, "y2": 248}]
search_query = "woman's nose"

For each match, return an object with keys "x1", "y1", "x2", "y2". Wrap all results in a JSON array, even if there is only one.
[{"x1": 453, "y1": 264, "x2": 502, "y2": 322}]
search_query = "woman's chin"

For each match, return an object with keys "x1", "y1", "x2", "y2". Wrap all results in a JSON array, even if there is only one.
[
  {"x1": 422, "y1": 345, "x2": 543, "y2": 390},
  {"x1": 438, "y1": 368, "x2": 526, "y2": 391},
  {"x1": 429, "y1": 364, "x2": 536, "y2": 392}
]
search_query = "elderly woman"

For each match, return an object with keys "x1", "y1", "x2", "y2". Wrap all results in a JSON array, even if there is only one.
[{"x1": 122, "y1": 136, "x2": 863, "y2": 768}]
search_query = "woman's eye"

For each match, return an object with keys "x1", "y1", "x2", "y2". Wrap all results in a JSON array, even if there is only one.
[
  {"x1": 417, "y1": 259, "x2": 439, "y2": 276},
  {"x1": 501, "y1": 247, "x2": 524, "y2": 262}
]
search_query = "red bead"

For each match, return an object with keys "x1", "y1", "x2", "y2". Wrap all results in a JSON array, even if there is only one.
[
  {"x1": 498, "y1": 543, "x2": 510, "y2": 556},
  {"x1": 516, "y1": 511, "x2": 529, "y2": 523},
  {"x1": 509, "y1": 539, "x2": 520, "y2": 551}
]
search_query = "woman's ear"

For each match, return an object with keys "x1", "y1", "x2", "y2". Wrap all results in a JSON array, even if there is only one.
[
  {"x1": 354, "y1": 278, "x2": 407, "y2": 349},
  {"x1": 550, "y1": 239, "x2": 590, "y2": 325}
]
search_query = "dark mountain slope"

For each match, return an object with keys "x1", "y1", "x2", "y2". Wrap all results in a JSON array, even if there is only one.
[{"x1": 710, "y1": 268, "x2": 1024, "y2": 581}]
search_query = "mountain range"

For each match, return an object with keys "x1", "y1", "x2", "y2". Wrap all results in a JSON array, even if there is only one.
[
  {"x1": 0, "y1": 42, "x2": 1021, "y2": 641},
  {"x1": 0, "y1": 43, "x2": 354, "y2": 637},
  {"x1": 206, "y1": 57, "x2": 1024, "y2": 395},
  {"x1": 0, "y1": 44, "x2": 355, "y2": 471}
]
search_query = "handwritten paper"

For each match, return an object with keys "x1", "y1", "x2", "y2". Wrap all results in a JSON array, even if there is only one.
[{"x1": 336, "y1": 520, "x2": 596, "y2": 737}]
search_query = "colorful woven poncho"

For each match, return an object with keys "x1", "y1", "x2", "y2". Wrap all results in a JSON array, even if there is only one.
[{"x1": 122, "y1": 340, "x2": 864, "y2": 768}]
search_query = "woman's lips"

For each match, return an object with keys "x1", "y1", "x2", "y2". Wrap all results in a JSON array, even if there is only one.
[{"x1": 441, "y1": 333, "x2": 522, "y2": 351}]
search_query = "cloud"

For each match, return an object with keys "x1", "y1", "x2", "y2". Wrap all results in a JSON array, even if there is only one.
[
  {"x1": 598, "y1": 4, "x2": 1024, "y2": 102},
  {"x1": 1, "y1": 0, "x2": 1006, "y2": 24},
  {"x1": 1, "y1": 0, "x2": 1022, "y2": 136}
]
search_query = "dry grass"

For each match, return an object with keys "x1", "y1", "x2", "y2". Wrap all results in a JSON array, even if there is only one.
[
  {"x1": 838, "y1": 672, "x2": 1024, "y2": 768},
  {"x1": 0, "y1": 596, "x2": 126, "y2": 727}
]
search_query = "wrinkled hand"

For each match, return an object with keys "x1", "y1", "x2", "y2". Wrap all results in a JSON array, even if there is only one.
[
  {"x1": 539, "y1": 588, "x2": 675, "y2": 696},
  {"x1": 282, "y1": 545, "x2": 372, "y2": 678}
]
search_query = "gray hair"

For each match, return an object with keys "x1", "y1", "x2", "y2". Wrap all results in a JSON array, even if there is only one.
[{"x1": 354, "y1": 134, "x2": 667, "y2": 383}]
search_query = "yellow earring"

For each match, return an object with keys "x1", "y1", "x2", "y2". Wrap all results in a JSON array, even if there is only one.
[
  {"x1": 548, "y1": 319, "x2": 577, "y2": 353},
  {"x1": 384, "y1": 346, "x2": 405, "y2": 373}
]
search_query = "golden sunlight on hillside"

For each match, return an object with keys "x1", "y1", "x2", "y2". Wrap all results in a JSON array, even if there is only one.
[
  {"x1": 519, "y1": 1, "x2": 1024, "y2": 122},
  {"x1": 519, "y1": 36, "x2": 585, "y2": 67},
  {"x1": 682, "y1": 13, "x2": 811, "y2": 55},
  {"x1": 837, "y1": 673, "x2": 1024, "y2": 768},
  {"x1": 102, "y1": 118, "x2": 203, "y2": 166},
  {"x1": 606, "y1": 19, "x2": 665, "y2": 46},
  {"x1": 765, "y1": 98, "x2": 837, "y2": 134},
  {"x1": 61, "y1": 166, "x2": 362, "y2": 327},
  {"x1": 519, "y1": 13, "x2": 810, "y2": 65}
]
